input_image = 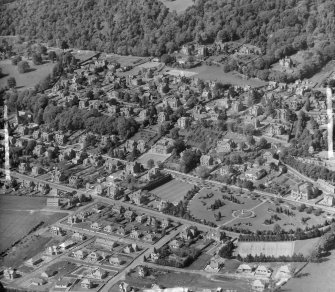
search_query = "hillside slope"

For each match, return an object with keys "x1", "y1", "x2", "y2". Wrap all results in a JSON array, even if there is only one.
[{"x1": 1, "y1": 0, "x2": 335, "y2": 57}]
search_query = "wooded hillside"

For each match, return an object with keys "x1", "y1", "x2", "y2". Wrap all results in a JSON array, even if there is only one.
[{"x1": 1, "y1": 0, "x2": 335, "y2": 58}]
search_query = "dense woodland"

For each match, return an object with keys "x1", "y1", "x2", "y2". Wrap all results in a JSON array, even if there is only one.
[{"x1": 1, "y1": 0, "x2": 335, "y2": 60}]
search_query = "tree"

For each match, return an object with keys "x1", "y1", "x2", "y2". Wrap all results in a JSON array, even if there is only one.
[
  {"x1": 32, "y1": 52, "x2": 43, "y2": 65},
  {"x1": 196, "y1": 166, "x2": 210, "y2": 179},
  {"x1": 48, "y1": 51, "x2": 57, "y2": 62},
  {"x1": 160, "y1": 54, "x2": 173, "y2": 64},
  {"x1": 11, "y1": 55, "x2": 22, "y2": 65},
  {"x1": 146, "y1": 159, "x2": 155, "y2": 169},
  {"x1": 61, "y1": 40, "x2": 69, "y2": 50},
  {"x1": 17, "y1": 61, "x2": 30, "y2": 73},
  {"x1": 257, "y1": 137, "x2": 268, "y2": 149},
  {"x1": 7, "y1": 77, "x2": 16, "y2": 89}
]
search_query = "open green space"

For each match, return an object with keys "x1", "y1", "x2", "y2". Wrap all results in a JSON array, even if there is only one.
[
  {"x1": 283, "y1": 250, "x2": 335, "y2": 292},
  {"x1": 159, "y1": 0, "x2": 194, "y2": 13},
  {"x1": 189, "y1": 188, "x2": 261, "y2": 225},
  {"x1": 0, "y1": 196, "x2": 66, "y2": 254},
  {"x1": 0, "y1": 59, "x2": 54, "y2": 90},
  {"x1": 150, "y1": 179, "x2": 194, "y2": 202}
]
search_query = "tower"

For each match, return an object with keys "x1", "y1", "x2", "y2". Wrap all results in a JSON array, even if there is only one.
[
  {"x1": 3, "y1": 99, "x2": 11, "y2": 181},
  {"x1": 326, "y1": 87, "x2": 334, "y2": 159}
]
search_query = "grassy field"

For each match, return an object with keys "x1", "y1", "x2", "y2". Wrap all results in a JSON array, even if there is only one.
[
  {"x1": 0, "y1": 196, "x2": 66, "y2": 254},
  {"x1": 227, "y1": 200, "x2": 325, "y2": 232},
  {"x1": 159, "y1": 0, "x2": 194, "y2": 13},
  {"x1": 236, "y1": 241, "x2": 296, "y2": 257},
  {"x1": 119, "y1": 269, "x2": 251, "y2": 292},
  {"x1": 283, "y1": 250, "x2": 335, "y2": 292},
  {"x1": 0, "y1": 59, "x2": 54, "y2": 90},
  {"x1": 189, "y1": 64, "x2": 267, "y2": 87},
  {"x1": 137, "y1": 152, "x2": 171, "y2": 166},
  {"x1": 189, "y1": 188, "x2": 261, "y2": 225},
  {"x1": 150, "y1": 179, "x2": 194, "y2": 202}
]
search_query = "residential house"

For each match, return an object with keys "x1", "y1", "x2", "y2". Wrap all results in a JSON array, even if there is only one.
[
  {"x1": 291, "y1": 182, "x2": 318, "y2": 200},
  {"x1": 158, "y1": 112, "x2": 168, "y2": 124},
  {"x1": 321, "y1": 194, "x2": 335, "y2": 206},
  {"x1": 55, "y1": 133, "x2": 67, "y2": 145},
  {"x1": 151, "y1": 138, "x2": 174, "y2": 154},
  {"x1": 158, "y1": 200, "x2": 168, "y2": 212},
  {"x1": 232, "y1": 101, "x2": 243, "y2": 112},
  {"x1": 177, "y1": 117, "x2": 191, "y2": 129},
  {"x1": 33, "y1": 145, "x2": 45, "y2": 156},
  {"x1": 4, "y1": 268, "x2": 17, "y2": 280},
  {"x1": 161, "y1": 218, "x2": 171, "y2": 229},
  {"x1": 81, "y1": 278, "x2": 93, "y2": 289},
  {"x1": 90, "y1": 222, "x2": 103, "y2": 230},
  {"x1": 237, "y1": 264, "x2": 252, "y2": 273},
  {"x1": 277, "y1": 265, "x2": 292, "y2": 279},
  {"x1": 137, "y1": 266, "x2": 148, "y2": 277},
  {"x1": 143, "y1": 232, "x2": 157, "y2": 242},
  {"x1": 18, "y1": 162, "x2": 29, "y2": 173},
  {"x1": 41, "y1": 131, "x2": 53, "y2": 142},
  {"x1": 116, "y1": 226, "x2": 127, "y2": 236},
  {"x1": 244, "y1": 168, "x2": 267, "y2": 181},
  {"x1": 279, "y1": 57, "x2": 293, "y2": 68},
  {"x1": 255, "y1": 265, "x2": 272, "y2": 277},
  {"x1": 205, "y1": 230, "x2": 225, "y2": 242},
  {"x1": 316, "y1": 179, "x2": 335, "y2": 194},
  {"x1": 130, "y1": 229, "x2": 142, "y2": 239},
  {"x1": 205, "y1": 255, "x2": 225, "y2": 272},
  {"x1": 37, "y1": 182, "x2": 49, "y2": 195},
  {"x1": 125, "y1": 161, "x2": 141, "y2": 175},
  {"x1": 169, "y1": 239, "x2": 183, "y2": 249},
  {"x1": 180, "y1": 226, "x2": 198, "y2": 240},
  {"x1": 95, "y1": 238, "x2": 117, "y2": 251},
  {"x1": 72, "y1": 232, "x2": 86, "y2": 241},
  {"x1": 32, "y1": 130, "x2": 41, "y2": 139},
  {"x1": 87, "y1": 251, "x2": 101, "y2": 262},
  {"x1": 69, "y1": 175, "x2": 81, "y2": 189},
  {"x1": 217, "y1": 139, "x2": 234, "y2": 153},
  {"x1": 107, "y1": 183, "x2": 123, "y2": 200},
  {"x1": 137, "y1": 139, "x2": 147, "y2": 153},
  {"x1": 109, "y1": 256, "x2": 124, "y2": 266},
  {"x1": 136, "y1": 214, "x2": 147, "y2": 223},
  {"x1": 31, "y1": 166, "x2": 42, "y2": 176},
  {"x1": 113, "y1": 205, "x2": 125, "y2": 214},
  {"x1": 200, "y1": 155, "x2": 213, "y2": 167},
  {"x1": 73, "y1": 249, "x2": 87, "y2": 260},
  {"x1": 129, "y1": 190, "x2": 149, "y2": 206},
  {"x1": 250, "y1": 105, "x2": 262, "y2": 117},
  {"x1": 125, "y1": 210, "x2": 136, "y2": 221},
  {"x1": 252, "y1": 280, "x2": 265, "y2": 292}
]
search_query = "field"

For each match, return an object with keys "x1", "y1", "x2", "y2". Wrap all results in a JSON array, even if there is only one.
[
  {"x1": 188, "y1": 64, "x2": 267, "y2": 88},
  {"x1": 137, "y1": 152, "x2": 171, "y2": 166},
  {"x1": 283, "y1": 250, "x2": 335, "y2": 292},
  {"x1": 0, "y1": 196, "x2": 66, "y2": 254},
  {"x1": 188, "y1": 188, "x2": 326, "y2": 232},
  {"x1": 159, "y1": 0, "x2": 194, "y2": 13},
  {"x1": 149, "y1": 179, "x2": 194, "y2": 202},
  {"x1": 114, "y1": 269, "x2": 251, "y2": 292},
  {"x1": 189, "y1": 188, "x2": 262, "y2": 225},
  {"x1": 236, "y1": 241, "x2": 296, "y2": 257},
  {"x1": 0, "y1": 59, "x2": 54, "y2": 90}
]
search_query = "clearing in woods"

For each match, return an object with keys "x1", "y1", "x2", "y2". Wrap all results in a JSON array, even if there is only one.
[{"x1": 0, "y1": 59, "x2": 54, "y2": 90}]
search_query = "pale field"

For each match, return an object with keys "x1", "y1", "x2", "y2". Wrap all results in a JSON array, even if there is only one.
[
  {"x1": 283, "y1": 250, "x2": 335, "y2": 292},
  {"x1": 159, "y1": 0, "x2": 194, "y2": 13},
  {"x1": 150, "y1": 179, "x2": 194, "y2": 202},
  {"x1": 0, "y1": 59, "x2": 54, "y2": 90}
]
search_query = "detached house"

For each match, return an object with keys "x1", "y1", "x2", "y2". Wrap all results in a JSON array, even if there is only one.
[{"x1": 200, "y1": 155, "x2": 213, "y2": 167}]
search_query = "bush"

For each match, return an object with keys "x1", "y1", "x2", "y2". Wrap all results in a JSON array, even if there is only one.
[{"x1": 17, "y1": 60, "x2": 30, "y2": 73}]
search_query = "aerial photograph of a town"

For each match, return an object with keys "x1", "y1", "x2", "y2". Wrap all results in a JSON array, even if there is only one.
[{"x1": 1, "y1": 0, "x2": 335, "y2": 291}]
